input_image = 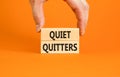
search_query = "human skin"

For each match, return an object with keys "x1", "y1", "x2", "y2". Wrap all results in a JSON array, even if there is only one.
[{"x1": 29, "y1": 0, "x2": 89, "y2": 36}]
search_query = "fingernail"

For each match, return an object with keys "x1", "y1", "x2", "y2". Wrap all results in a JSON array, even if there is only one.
[
  {"x1": 36, "y1": 25, "x2": 40, "y2": 32},
  {"x1": 80, "y1": 31, "x2": 85, "y2": 36},
  {"x1": 80, "y1": 32, "x2": 84, "y2": 36}
]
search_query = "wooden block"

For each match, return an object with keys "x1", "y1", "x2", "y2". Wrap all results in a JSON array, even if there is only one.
[
  {"x1": 41, "y1": 28, "x2": 80, "y2": 54},
  {"x1": 41, "y1": 41, "x2": 79, "y2": 54}
]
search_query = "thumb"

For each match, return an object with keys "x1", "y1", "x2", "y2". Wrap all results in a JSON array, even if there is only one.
[
  {"x1": 30, "y1": 0, "x2": 46, "y2": 32},
  {"x1": 65, "y1": 0, "x2": 89, "y2": 36}
]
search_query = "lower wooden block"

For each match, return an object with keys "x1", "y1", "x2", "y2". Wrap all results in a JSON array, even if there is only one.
[{"x1": 41, "y1": 41, "x2": 79, "y2": 54}]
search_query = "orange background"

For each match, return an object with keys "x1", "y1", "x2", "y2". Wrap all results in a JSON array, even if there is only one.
[{"x1": 0, "y1": 0, "x2": 120, "y2": 77}]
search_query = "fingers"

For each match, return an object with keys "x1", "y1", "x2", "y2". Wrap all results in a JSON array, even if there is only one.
[
  {"x1": 65, "y1": 0, "x2": 89, "y2": 36},
  {"x1": 30, "y1": 0, "x2": 89, "y2": 35},
  {"x1": 30, "y1": 0, "x2": 46, "y2": 32}
]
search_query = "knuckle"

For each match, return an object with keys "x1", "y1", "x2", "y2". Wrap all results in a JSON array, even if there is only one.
[
  {"x1": 29, "y1": 0, "x2": 35, "y2": 3},
  {"x1": 29, "y1": 0, "x2": 45, "y2": 4},
  {"x1": 83, "y1": 2, "x2": 89, "y2": 10},
  {"x1": 85, "y1": 3, "x2": 89, "y2": 10},
  {"x1": 34, "y1": 15, "x2": 44, "y2": 23},
  {"x1": 29, "y1": 0, "x2": 36, "y2": 5}
]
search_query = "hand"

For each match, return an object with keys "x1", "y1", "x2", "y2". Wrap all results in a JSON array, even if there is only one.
[{"x1": 29, "y1": 0, "x2": 89, "y2": 36}]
